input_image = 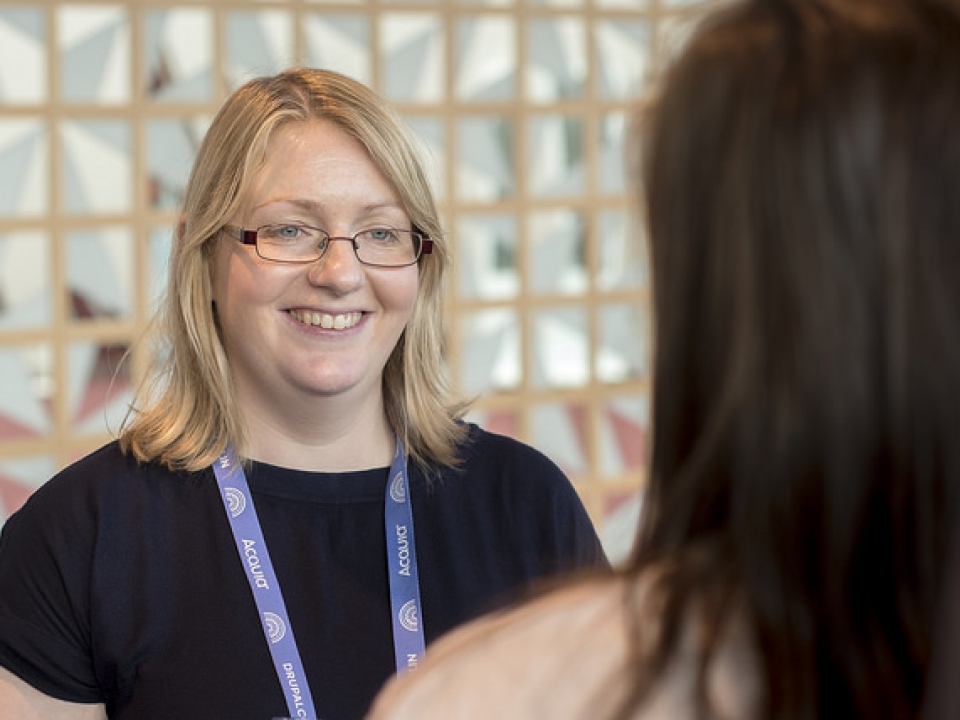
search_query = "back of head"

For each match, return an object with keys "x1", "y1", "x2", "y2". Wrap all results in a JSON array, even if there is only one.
[{"x1": 633, "y1": 0, "x2": 960, "y2": 716}]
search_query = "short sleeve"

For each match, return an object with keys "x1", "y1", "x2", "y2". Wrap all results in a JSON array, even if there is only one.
[{"x1": 0, "y1": 479, "x2": 102, "y2": 702}]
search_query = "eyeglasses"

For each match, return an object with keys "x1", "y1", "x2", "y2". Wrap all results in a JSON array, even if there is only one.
[{"x1": 223, "y1": 223, "x2": 433, "y2": 267}]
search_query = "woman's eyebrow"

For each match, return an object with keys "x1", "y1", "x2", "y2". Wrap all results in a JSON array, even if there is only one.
[
  {"x1": 252, "y1": 197, "x2": 406, "y2": 217},
  {"x1": 251, "y1": 197, "x2": 323, "y2": 215}
]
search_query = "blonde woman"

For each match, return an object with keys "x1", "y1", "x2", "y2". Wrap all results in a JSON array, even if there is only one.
[{"x1": 0, "y1": 69, "x2": 607, "y2": 720}]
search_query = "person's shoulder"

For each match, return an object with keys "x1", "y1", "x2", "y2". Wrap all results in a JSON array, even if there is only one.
[
  {"x1": 369, "y1": 567, "x2": 761, "y2": 720},
  {"x1": 15, "y1": 441, "x2": 193, "y2": 518},
  {"x1": 455, "y1": 422, "x2": 565, "y2": 477},
  {"x1": 459, "y1": 421, "x2": 542, "y2": 454},
  {"x1": 1, "y1": 443, "x2": 131, "y2": 546},
  {"x1": 368, "y1": 576, "x2": 636, "y2": 720},
  {"x1": 60, "y1": 440, "x2": 137, "y2": 473},
  {"x1": 32, "y1": 441, "x2": 155, "y2": 494},
  {"x1": 23, "y1": 441, "x2": 126, "y2": 499}
]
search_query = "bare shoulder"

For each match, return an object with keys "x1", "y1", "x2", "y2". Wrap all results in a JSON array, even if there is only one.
[
  {"x1": 368, "y1": 576, "x2": 638, "y2": 720},
  {"x1": 0, "y1": 666, "x2": 106, "y2": 720},
  {"x1": 367, "y1": 569, "x2": 761, "y2": 720}
]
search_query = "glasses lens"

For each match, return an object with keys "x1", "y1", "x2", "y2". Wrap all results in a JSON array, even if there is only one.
[
  {"x1": 354, "y1": 229, "x2": 419, "y2": 266},
  {"x1": 256, "y1": 224, "x2": 324, "y2": 262}
]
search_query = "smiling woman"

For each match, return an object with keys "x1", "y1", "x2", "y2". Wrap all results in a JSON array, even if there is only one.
[
  {"x1": 0, "y1": 68, "x2": 609, "y2": 720},
  {"x1": 208, "y1": 118, "x2": 424, "y2": 466}
]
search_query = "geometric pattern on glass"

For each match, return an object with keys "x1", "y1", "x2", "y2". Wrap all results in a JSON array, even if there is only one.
[
  {"x1": 528, "y1": 209, "x2": 587, "y2": 296},
  {"x1": 460, "y1": 308, "x2": 521, "y2": 394},
  {"x1": 598, "y1": 393, "x2": 647, "y2": 476},
  {"x1": 147, "y1": 117, "x2": 210, "y2": 210},
  {"x1": 57, "y1": 5, "x2": 130, "y2": 104},
  {"x1": 0, "y1": 344, "x2": 53, "y2": 441},
  {"x1": 530, "y1": 400, "x2": 589, "y2": 477},
  {"x1": 600, "y1": 488, "x2": 642, "y2": 566},
  {"x1": 595, "y1": 18, "x2": 651, "y2": 99},
  {"x1": 525, "y1": 17, "x2": 585, "y2": 102},
  {"x1": 457, "y1": 116, "x2": 516, "y2": 202},
  {"x1": 456, "y1": 213, "x2": 519, "y2": 301},
  {"x1": 0, "y1": 231, "x2": 50, "y2": 331},
  {"x1": 600, "y1": 111, "x2": 627, "y2": 196},
  {"x1": 225, "y1": 11, "x2": 295, "y2": 91},
  {"x1": 403, "y1": 115, "x2": 446, "y2": 202},
  {"x1": 0, "y1": 0, "x2": 700, "y2": 542},
  {"x1": 597, "y1": 302, "x2": 647, "y2": 383},
  {"x1": 144, "y1": 8, "x2": 213, "y2": 101},
  {"x1": 456, "y1": 15, "x2": 516, "y2": 101},
  {"x1": 379, "y1": 13, "x2": 444, "y2": 103},
  {"x1": 149, "y1": 226, "x2": 173, "y2": 313},
  {"x1": 532, "y1": 306, "x2": 588, "y2": 388},
  {"x1": 0, "y1": 455, "x2": 56, "y2": 528},
  {"x1": 69, "y1": 340, "x2": 132, "y2": 436},
  {"x1": 527, "y1": 114, "x2": 585, "y2": 198},
  {"x1": 0, "y1": 118, "x2": 47, "y2": 218},
  {"x1": 0, "y1": 6, "x2": 46, "y2": 104},
  {"x1": 66, "y1": 228, "x2": 133, "y2": 321},
  {"x1": 60, "y1": 119, "x2": 131, "y2": 214},
  {"x1": 304, "y1": 13, "x2": 371, "y2": 85},
  {"x1": 597, "y1": 209, "x2": 647, "y2": 292}
]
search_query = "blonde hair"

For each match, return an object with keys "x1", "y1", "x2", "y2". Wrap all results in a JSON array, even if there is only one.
[{"x1": 121, "y1": 68, "x2": 469, "y2": 472}]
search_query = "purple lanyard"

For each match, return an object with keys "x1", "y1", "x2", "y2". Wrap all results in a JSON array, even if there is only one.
[{"x1": 212, "y1": 438, "x2": 425, "y2": 719}]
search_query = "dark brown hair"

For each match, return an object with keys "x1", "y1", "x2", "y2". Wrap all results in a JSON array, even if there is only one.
[{"x1": 624, "y1": 0, "x2": 960, "y2": 717}]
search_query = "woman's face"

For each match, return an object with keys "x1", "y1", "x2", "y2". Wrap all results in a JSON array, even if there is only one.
[{"x1": 209, "y1": 119, "x2": 419, "y2": 423}]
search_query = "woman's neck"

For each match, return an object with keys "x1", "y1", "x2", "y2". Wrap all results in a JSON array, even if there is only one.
[{"x1": 240, "y1": 392, "x2": 396, "y2": 472}]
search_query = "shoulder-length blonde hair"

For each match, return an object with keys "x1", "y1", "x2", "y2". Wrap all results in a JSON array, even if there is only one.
[{"x1": 121, "y1": 68, "x2": 469, "y2": 472}]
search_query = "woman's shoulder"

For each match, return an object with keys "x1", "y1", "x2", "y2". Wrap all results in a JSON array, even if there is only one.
[
  {"x1": 458, "y1": 422, "x2": 548, "y2": 459},
  {"x1": 23, "y1": 441, "x2": 136, "y2": 502},
  {"x1": 452, "y1": 422, "x2": 569, "y2": 485},
  {"x1": 368, "y1": 576, "x2": 637, "y2": 720},
  {"x1": 10, "y1": 440, "x2": 204, "y2": 528},
  {"x1": 368, "y1": 569, "x2": 761, "y2": 720},
  {"x1": 33, "y1": 441, "x2": 189, "y2": 493},
  {"x1": 438, "y1": 424, "x2": 594, "y2": 531}
]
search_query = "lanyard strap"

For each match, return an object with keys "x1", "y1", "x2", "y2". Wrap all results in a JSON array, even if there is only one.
[
  {"x1": 212, "y1": 438, "x2": 425, "y2": 720},
  {"x1": 384, "y1": 438, "x2": 426, "y2": 673}
]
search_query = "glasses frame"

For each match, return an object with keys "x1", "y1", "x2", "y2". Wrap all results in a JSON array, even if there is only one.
[{"x1": 222, "y1": 224, "x2": 434, "y2": 267}]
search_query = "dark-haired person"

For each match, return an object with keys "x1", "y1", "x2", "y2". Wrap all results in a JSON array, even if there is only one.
[
  {"x1": 0, "y1": 68, "x2": 607, "y2": 720},
  {"x1": 367, "y1": 0, "x2": 960, "y2": 718}
]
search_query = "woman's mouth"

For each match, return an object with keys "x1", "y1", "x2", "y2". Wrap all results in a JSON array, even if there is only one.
[{"x1": 288, "y1": 309, "x2": 363, "y2": 330}]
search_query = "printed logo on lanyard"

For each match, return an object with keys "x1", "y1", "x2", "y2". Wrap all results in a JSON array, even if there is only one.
[{"x1": 213, "y1": 438, "x2": 425, "y2": 719}]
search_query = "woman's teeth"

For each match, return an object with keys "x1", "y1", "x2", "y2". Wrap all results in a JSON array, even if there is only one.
[{"x1": 289, "y1": 310, "x2": 362, "y2": 329}]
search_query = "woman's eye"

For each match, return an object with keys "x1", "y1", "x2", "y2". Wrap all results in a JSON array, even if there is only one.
[
  {"x1": 277, "y1": 225, "x2": 302, "y2": 239},
  {"x1": 260, "y1": 224, "x2": 316, "y2": 241},
  {"x1": 367, "y1": 228, "x2": 397, "y2": 242}
]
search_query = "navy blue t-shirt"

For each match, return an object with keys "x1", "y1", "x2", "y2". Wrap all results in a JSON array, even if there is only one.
[{"x1": 0, "y1": 424, "x2": 608, "y2": 719}]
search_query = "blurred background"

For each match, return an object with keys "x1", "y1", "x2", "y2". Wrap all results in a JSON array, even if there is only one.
[{"x1": 0, "y1": 0, "x2": 717, "y2": 563}]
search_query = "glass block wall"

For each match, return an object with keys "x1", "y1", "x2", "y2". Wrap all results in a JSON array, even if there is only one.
[{"x1": 0, "y1": 0, "x2": 717, "y2": 563}]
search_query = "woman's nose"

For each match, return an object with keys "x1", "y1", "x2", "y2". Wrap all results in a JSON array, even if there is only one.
[{"x1": 306, "y1": 237, "x2": 365, "y2": 290}]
